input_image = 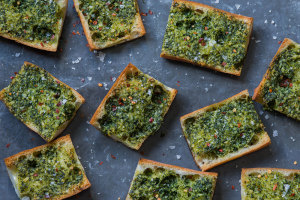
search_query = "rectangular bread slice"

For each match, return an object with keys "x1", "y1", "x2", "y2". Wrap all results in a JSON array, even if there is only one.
[
  {"x1": 126, "y1": 158, "x2": 218, "y2": 200},
  {"x1": 4, "y1": 135, "x2": 91, "y2": 200},
  {"x1": 180, "y1": 90, "x2": 271, "y2": 171},
  {"x1": 73, "y1": 0, "x2": 146, "y2": 50},
  {"x1": 0, "y1": 0, "x2": 68, "y2": 52},
  {"x1": 241, "y1": 168, "x2": 300, "y2": 200},
  {"x1": 253, "y1": 38, "x2": 300, "y2": 120},
  {"x1": 161, "y1": 0, "x2": 253, "y2": 76},
  {"x1": 90, "y1": 63, "x2": 177, "y2": 150},
  {"x1": 0, "y1": 62, "x2": 85, "y2": 142}
]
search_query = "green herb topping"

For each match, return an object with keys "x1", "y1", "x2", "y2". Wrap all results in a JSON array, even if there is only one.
[
  {"x1": 129, "y1": 167, "x2": 216, "y2": 200},
  {"x1": 15, "y1": 142, "x2": 84, "y2": 199},
  {"x1": 244, "y1": 171, "x2": 300, "y2": 199},
  {"x1": 0, "y1": 0, "x2": 64, "y2": 44},
  {"x1": 98, "y1": 70, "x2": 172, "y2": 147},
  {"x1": 162, "y1": 2, "x2": 251, "y2": 71},
  {"x1": 183, "y1": 95, "x2": 264, "y2": 159},
  {"x1": 2, "y1": 63, "x2": 79, "y2": 141},
  {"x1": 78, "y1": 0, "x2": 138, "y2": 42},
  {"x1": 261, "y1": 42, "x2": 300, "y2": 120}
]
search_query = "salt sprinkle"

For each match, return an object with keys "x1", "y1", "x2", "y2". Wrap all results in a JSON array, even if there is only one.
[
  {"x1": 169, "y1": 146, "x2": 176, "y2": 150},
  {"x1": 255, "y1": 40, "x2": 261, "y2": 43},
  {"x1": 205, "y1": 88, "x2": 209, "y2": 92},
  {"x1": 290, "y1": 137, "x2": 295, "y2": 142},
  {"x1": 264, "y1": 20, "x2": 268, "y2": 24},
  {"x1": 212, "y1": 0, "x2": 219, "y2": 3},
  {"x1": 271, "y1": 20, "x2": 275, "y2": 24},
  {"x1": 273, "y1": 36, "x2": 277, "y2": 40},
  {"x1": 235, "y1": 4, "x2": 241, "y2": 10},
  {"x1": 176, "y1": 155, "x2": 181, "y2": 160},
  {"x1": 87, "y1": 77, "x2": 92, "y2": 81},
  {"x1": 72, "y1": 57, "x2": 82, "y2": 64},
  {"x1": 15, "y1": 53, "x2": 21, "y2": 57},
  {"x1": 272, "y1": 130, "x2": 278, "y2": 137},
  {"x1": 265, "y1": 114, "x2": 269, "y2": 119}
]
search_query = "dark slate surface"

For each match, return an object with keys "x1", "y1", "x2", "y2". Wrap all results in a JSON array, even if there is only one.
[{"x1": 0, "y1": 0, "x2": 299, "y2": 199}]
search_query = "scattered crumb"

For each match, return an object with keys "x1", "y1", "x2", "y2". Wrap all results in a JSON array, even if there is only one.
[
  {"x1": 269, "y1": 10, "x2": 272, "y2": 13},
  {"x1": 98, "y1": 67, "x2": 101, "y2": 71},
  {"x1": 87, "y1": 77, "x2": 92, "y2": 81},
  {"x1": 108, "y1": 60, "x2": 112, "y2": 64},
  {"x1": 271, "y1": 20, "x2": 275, "y2": 24},
  {"x1": 98, "y1": 83, "x2": 103, "y2": 87},
  {"x1": 272, "y1": 130, "x2": 278, "y2": 137},
  {"x1": 71, "y1": 67, "x2": 76, "y2": 70},
  {"x1": 15, "y1": 53, "x2": 21, "y2": 57},
  {"x1": 255, "y1": 40, "x2": 261, "y2": 43},
  {"x1": 169, "y1": 146, "x2": 176, "y2": 150},
  {"x1": 176, "y1": 155, "x2": 181, "y2": 160},
  {"x1": 294, "y1": 161, "x2": 297, "y2": 165},
  {"x1": 273, "y1": 36, "x2": 277, "y2": 40},
  {"x1": 264, "y1": 20, "x2": 268, "y2": 24},
  {"x1": 290, "y1": 137, "x2": 295, "y2": 142}
]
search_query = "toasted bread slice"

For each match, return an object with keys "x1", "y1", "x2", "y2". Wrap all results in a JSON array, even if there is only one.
[
  {"x1": 0, "y1": 0, "x2": 68, "y2": 52},
  {"x1": 241, "y1": 168, "x2": 300, "y2": 200},
  {"x1": 253, "y1": 38, "x2": 300, "y2": 120},
  {"x1": 180, "y1": 90, "x2": 271, "y2": 171},
  {"x1": 161, "y1": 0, "x2": 253, "y2": 76},
  {"x1": 90, "y1": 63, "x2": 177, "y2": 150},
  {"x1": 73, "y1": 0, "x2": 146, "y2": 50},
  {"x1": 4, "y1": 135, "x2": 91, "y2": 200},
  {"x1": 0, "y1": 62, "x2": 85, "y2": 142},
  {"x1": 126, "y1": 158, "x2": 218, "y2": 200}
]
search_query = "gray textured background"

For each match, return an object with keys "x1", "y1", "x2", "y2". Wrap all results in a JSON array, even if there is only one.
[{"x1": 0, "y1": 0, "x2": 299, "y2": 199}]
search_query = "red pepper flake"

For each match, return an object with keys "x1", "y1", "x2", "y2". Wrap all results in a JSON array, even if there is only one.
[
  {"x1": 127, "y1": 83, "x2": 130, "y2": 87},
  {"x1": 280, "y1": 78, "x2": 292, "y2": 88},
  {"x1": 99, "y1": 161, "x2": 103, "y2": 165},
  {"x1": 33, "y1": 173, "x2": 38, "y2": 177},
  {"x1": 56, "y1": 102, "x2": 61, "y2": 107},
  {"x1": 72, "y1": 31, "x2": 76, "y2": 35},
  {"x1": 38, "y1": 102, "x2": 44, "y2": 106},
  {"x1": 289, "y1": 83, "x2": 293, "y2": 87},
  {"x1": 206, "y1": 143, "x2": 210, "y2": 147},
  {"x1": 198, "y1": 38, "x2": 204, "y2": 43},
  {"x1": 176, "y1": 83, "x2": 180, "y2": 87},
  {"x1": 112, "y1": 13, "x2": 117, "y2": 17},
  {"x1": 225, "y1": 31, "x2": 229, "y2": 34},
  {"x1": 81, "y1": 78, "x2": 85, "y2": 83},
  {"x1": 56, "y1": 168, "x2": 58, "y2": 172},
  {"x1": 40, "y1": 42, "x2": 44, "y2": 47},
  {"x1": 40, "y1": 90, "x2": 44, "y2": 93},
  {"x1": 214, "y1": 134, "x2": 218, "y2": 139},
  {"x1": 231, "y1": 185, "x2": 235, "y2": 190},
  {"x1": 112, "y1": 105, "x2": 117, "y2": 111},
  {"x1": 6, "y1": 143, "x2": 10, "y2": 148},
  {"x1": 148, "y1": 9, "x2": 153, "y2": 15},
  {"x1": 222, "y1": 62, "x2": 227, "y2": 66},
  {"x1": 177, "y1": 81, "x2": 180, "y2": 83},
  {"x1": 98, "y1": 27, "x2": 103, "y2": 31},
  {"x1": 140, "y1": 12, "x2": 147, "y2": 16},
  {"x1": 149, "y1": 117, "x2": 154, "y2": 123},
  {"x1": 278, "y1": 41, "x2": 282, "y2": 44},
  {"x1": 10, "y1": 76, "x2": 15, "y2": 79},
  {"x1": 14, "y1": 72, "x2": 18, "y2": 75},
  {"x1": 291, "y1": 193, "x2": 295, "y2": 197},
  {"x1": 273, "y1": 184, "x2": 277, "y2": 191},
  {"x1": 269, "y1": 88, "x2": 273, "y2": 93},
  {"x1": 279, "y1": 102, "x2": 284, "y2": 106},
  {"x1": 237, "y1": 123, "x2": 241, "y2": 128},
  {"x1": 204, "y1": 26, "x2": 208, "y2": 30},
  {"x1": 93, "y1": 20, "x2": 98, "y2": 25},
  {"x1": 55, "y1": 109, "x2": 60, "y2": 113},
  {"x1": 111, "y1": 154, "x2": 116, "y2": 159},
  {"x1": 56, "y1": 116, "x2": 60, "y2": 119},
  {"x1": 219, "y1": 149, "x2": 223, "y2": 152},
  {"x1": 201, "y1": 42, "x2": 206, "y2": 46},
  {"x1": 221, "y1": 112, "x2": 226, "y2": 115}
]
